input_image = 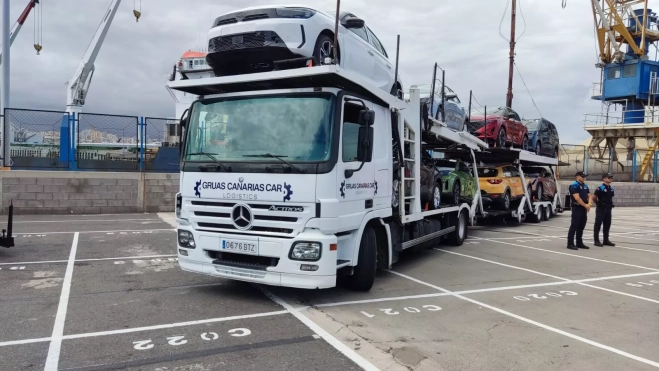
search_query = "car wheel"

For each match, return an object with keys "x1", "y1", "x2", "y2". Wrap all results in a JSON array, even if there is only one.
[
  {"x1": 313, "y1": 34, "x2": 338, "y2": 65},
  {"x1": 536, "y1": 183, "x2": 543, "y2": 201},
  {"x1": 554, "y1": 146, "x2": 559, "y2": 158},
  {"x1": 497, "y1": 127, "x2": 506, "y2": 148},
  {"x1": 535, "y1": 141, "x2": 541, "y2": 155},
  {"x1": 501, "y1": 190, "x2": 511, "y2": 210},
  {"x1": 522, "y1": 135, "x2": 529, "y2": 151},
  {"x1": 430, "y1": 184, "x2": 441, "y2": 209},
  {"x1": 453, "y1": 181, "x2": 461, "y2": 205}
]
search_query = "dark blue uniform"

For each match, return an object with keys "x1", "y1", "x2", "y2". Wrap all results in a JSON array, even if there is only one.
[
  {"x1": 593, "y1": 184, "x2": 614, "y2": 244},
  {"x1": 568, "y1": 181, "x2": 590, "y2": 247}
]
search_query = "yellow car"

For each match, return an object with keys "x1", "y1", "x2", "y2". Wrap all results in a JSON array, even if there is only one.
[{"x1": 477, "y1": 164, "x2": 527, "y2": 210}]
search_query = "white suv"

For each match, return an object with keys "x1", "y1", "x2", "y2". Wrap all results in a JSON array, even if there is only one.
[{"x1": 206, "y1": 5, "x2": 403, "y2": 98}]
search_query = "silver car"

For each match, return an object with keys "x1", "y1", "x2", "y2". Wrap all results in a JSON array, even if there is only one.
[{"x1": 406, "y1": 84, "x2": 467, "y2": 132}]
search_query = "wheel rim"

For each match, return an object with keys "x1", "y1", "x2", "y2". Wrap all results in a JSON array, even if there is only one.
[
  {"x1": 523, "y1": 137, "x2": 528, "y2": 151},
  {"x1": 433, "y1": 186, "x2": 441, "y2": 208},
  {"x1": 504, "y1": 193, "x2": 510, "y2": 209},
  {"x1": 319, "y1": 41, "x2": 333, "y2": 64},
  {"x1": 535, "y1": 143, "x2": 540, "y2": 155},
  {"x1": 498, "y1": 129, "x2": 506, "y2": 147},
  {"x1": 453, "y1": 184, "x2": 460, "y2": 205},
  {"x1": 537, "y1": 184, "x2": 542, "y2": 200},
  {"x1": 545, "y1": 205, "x2": 551, "y2": 219}
]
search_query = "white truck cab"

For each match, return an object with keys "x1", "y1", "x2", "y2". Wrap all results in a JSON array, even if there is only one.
[{"x1": 169, "y1": 65, "x2": 487, "y2": 291}]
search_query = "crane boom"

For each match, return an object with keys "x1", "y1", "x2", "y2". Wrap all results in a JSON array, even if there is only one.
[
  {"x1": 66, "y1": 0, "x2": 122, "y2": 114},
  {"x1": 0, "y1": 0, "x2": 39, "y2": 66}
]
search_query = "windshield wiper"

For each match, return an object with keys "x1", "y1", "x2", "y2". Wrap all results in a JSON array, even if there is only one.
[
  {"x1": 187, "y1": 152, "x2": 231, "y2": 172},
  {"x1": 242, "y1": 153, "x2": 306, "y2": 173}
]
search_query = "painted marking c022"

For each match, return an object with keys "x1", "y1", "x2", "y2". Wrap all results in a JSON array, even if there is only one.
[
  {"x1": 516, "y1": 238, "x2": 551, "y2": 243},
  {"x1": 514, "y1": 290, "x2": 578, "y2": 301},
  {"x1": 0, "y1": 266, "x2": 26, "y2": 271},
  {"x1": 114, "y1": 258, "x2": 178, "y2": 265},
  {"x1": 360, "y1": 304, "x2": 442, "y2": 318},
  {"x1": 625, "y1": 280, "x2": 659, "y2": 287},
  {"x1": 133, "y1": 328, "x2": 251, "y2": 351}
]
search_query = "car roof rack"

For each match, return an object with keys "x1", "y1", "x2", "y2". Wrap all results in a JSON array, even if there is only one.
[{"x1": 166, "y1": 65, "x2": 405, "y2": 109}]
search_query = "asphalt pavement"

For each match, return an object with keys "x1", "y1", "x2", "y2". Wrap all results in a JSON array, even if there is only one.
[{"x1": 1, "y1": 207, "x2": 658, "y2": 371}]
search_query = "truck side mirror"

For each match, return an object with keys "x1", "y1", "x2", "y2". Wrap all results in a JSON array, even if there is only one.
[
  {"x1": 356, "y1": 126, "x2": 374, "y2": 162},
  {"x1": 359, "y1": 109, "x2": 375, "y2": 126}
]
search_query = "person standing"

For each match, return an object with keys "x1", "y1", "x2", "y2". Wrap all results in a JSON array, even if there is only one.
[
  {"x1": 567, "y1": 171, "x2": 591, "y2": 250},
  {"x1": 593, "y1": 173, "x2": 616, "y2": 247}
]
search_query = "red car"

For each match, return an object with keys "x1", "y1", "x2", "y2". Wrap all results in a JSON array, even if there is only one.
[{"x1": 468, "y1": 107, "x2": 529, "y2": 150}]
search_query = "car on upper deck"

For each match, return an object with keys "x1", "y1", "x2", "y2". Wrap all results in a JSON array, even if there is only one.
[
  {"x1": 522, "y1": 118, "x2": 560, "y2": 158},
  {"x1": 205, "y1": 5, "x2": 404, "y2": 98},
  {"x1": 408, "y1": 84, "x2": 467, "y2": 133},
  {"x1": 468, "y1": 107, "x2": 528, "y2": 150}
]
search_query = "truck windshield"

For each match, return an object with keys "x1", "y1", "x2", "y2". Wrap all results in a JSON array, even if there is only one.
[{"x1": 184, "y1": 94, "x2": 335, "y2": 163}]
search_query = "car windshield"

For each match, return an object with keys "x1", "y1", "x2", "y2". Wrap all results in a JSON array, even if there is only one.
[
  {"x1": 477, "y1": 167, "x2": 499, "y2": 177},
  {"x1": 470, "y1": 107, "x2": 506, "y2": 117},
  {"x1": 523, "y1": 119, "x2": 540, "y2": 130},
  {"x1": 184, "y1": 94, "x2": 335, "y2": 162}
]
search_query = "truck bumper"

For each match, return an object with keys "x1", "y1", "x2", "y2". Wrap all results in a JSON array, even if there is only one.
[{"x1": 176, "y1": 224, "x2": 338, "y2": 290}]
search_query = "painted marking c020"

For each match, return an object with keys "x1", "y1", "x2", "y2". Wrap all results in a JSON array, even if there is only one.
[
  {"x1": 0, "y1": 266, "x2": 26, "y2": 271},
  {"x1": 114, "y1": 258, "x2": 178, "y2": 265},
  {"x1": 625, "y1": 280, "x2": 659, "y2": 287},
  {"x1": 360, "y1": 304, "x2": 442, "y2": 318},
  {"x1": 133, "y1": 328, "x2": 251, "y2": 351},
  {"x1": 516, "y1": 238, "x2": 551, "y2": 243},
  {"x1": 514, "y1": 290, "x2": 578, "y2": 301}
]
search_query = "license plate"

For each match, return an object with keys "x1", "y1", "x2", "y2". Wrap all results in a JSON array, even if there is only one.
[
  {"x1": 221, "y1": 239, "x2": 258, "y2": 255},
  {"x1": 232, "y1": 35, "x2": 244, "y2": 45}
]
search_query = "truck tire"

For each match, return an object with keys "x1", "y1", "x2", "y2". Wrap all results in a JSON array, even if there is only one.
[
  {"x1": 447, "y1": 209, "x2": 468, "y2": 246},
  {"x1": 348, "y1": 226, "x2": 377, "y2": 291}
]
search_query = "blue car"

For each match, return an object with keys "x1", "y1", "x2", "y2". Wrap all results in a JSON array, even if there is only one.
[
  {"x1": 407, "y1": 84, "x2": 467, "y2": 132},
  {"x1": 522, "y1": 118, "x2": 560, "y2": 158}
]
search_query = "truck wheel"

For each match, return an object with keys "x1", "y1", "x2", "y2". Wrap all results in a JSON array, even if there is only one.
[
  {"x1": 543, "y1": 204, "x2": 551, "y2": 221},
  {"x1": 447, "y1": 210, "x2": 468, "y2": 246},
  {"x1": 528, "y1": 205, "x2": 542, "y2": 223},
  {"x1": 348, "y1": 226, "x2": 377, "y2": 291}
]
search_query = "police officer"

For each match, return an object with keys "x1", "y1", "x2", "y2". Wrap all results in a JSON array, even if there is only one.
[
  {"x1": 567, "y1": 171, "x2": 591, "y2": 250},
  {"x1": 593, "y1": 173, "x2": 616, "y2": 247}
]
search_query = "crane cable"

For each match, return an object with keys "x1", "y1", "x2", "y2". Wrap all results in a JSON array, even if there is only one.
[
  {"x1": 133, "y1": 0, "x2": 142, "y2": 22},
  {"x1": 562, "y1": 0, "x2": 567, "y2": 9},
  {"x1": 33, "y1": 0, "x2": 43, "y2": 54}
]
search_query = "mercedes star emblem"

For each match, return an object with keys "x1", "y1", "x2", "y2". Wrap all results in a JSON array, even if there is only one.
[{"x1": 231, "y1": 204, "x2": 253, "y2": 230}]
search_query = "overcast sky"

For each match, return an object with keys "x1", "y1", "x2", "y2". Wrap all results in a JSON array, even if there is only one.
[{"x1": 4, "y1": 0, "x2": 657, "y2": 144}]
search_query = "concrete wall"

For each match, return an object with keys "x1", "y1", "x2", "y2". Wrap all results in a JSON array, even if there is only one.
[
  {"x1": 0, "y1": 171, "x2": 179, "y2": 215},
  {"x1": 0, "y1": 172, "x2": 655, "y2": 215},
  {"x1": 558, "y1": 181, "x2": 659, "y2": 207}
]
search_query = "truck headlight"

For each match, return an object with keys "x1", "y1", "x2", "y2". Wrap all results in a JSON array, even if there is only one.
[
  {"x1": 178, "y1": 230, "x2": 196, "y2": 248},
  {"x1": 289, "y1": 242, "x2": 321, "y2": 261},
  {"x1": 275, "y1": 7, "x2": 316, "y2": 18}
]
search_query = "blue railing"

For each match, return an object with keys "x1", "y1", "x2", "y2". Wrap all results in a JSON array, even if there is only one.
[{"x1": 3, "y1": 108, "x2": 180, "y2": 172}]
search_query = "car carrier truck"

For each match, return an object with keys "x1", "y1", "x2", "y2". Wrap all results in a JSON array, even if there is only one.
[{"x1": 167, "y1": 64, "x2": 494, "y2": 291}]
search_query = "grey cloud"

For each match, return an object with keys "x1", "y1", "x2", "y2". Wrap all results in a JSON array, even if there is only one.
[{"x1": 5, "y1": 0, "x2": 648, "y2": 145}]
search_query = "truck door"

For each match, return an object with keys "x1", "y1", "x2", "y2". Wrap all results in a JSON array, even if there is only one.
[{"x1": 337, "y1": 97, "x2": 377, "y2": 229}]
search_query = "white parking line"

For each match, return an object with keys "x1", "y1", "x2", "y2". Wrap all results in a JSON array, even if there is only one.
[
  {"x1": 471, "y1": 237, "x2": 659, "y2": 272},
  {"x1": 436, "y1": 249, "x2": 659, "y2": 305},
  {"x1": 388, "y1": 270, "x2": 659, "y2": 369},
  {"x1": 0, "y1": 254, "x2": 177, "y2": 266},
  {"x1": 44, "y1": 232, "x2": 79, "y2": 371},
  {"x1": 0, "y1": 310, "x2": 288, "y2": 348},
  {"x1": 12, "y1": 218, "x2": 161, "y2": 224},
  {"x1": 261, "y1": 288, "x2": 380, "y2": 371},
  {"x1": 306, "y1": 271, "x2": 659, "y2": 310},
  {"x1": 13, "y1": 228, "x2": 175, "y2": 236}
]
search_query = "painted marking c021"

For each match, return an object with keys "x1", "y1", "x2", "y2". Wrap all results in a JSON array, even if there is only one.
[
  {"x1": 625, "y1": 280, "x2": 659, "y2": 287},
  {"x1": 514, "y1": 290, "x2": 578, "y2": 301},
  {"x1": 133, "y1": 328, "x2": 251, "y2": 351},
  {"x1": 0, "y1": 266, "x2": 26, "y2": 271},
  {"x1": 516, "y1": 238, "x2": 551, "y2": 243},
  {"x1": 114, "y1": 258, "x2": 178, "y2": 265},
  {"x1": 360, "y1": 304, "x2": 442, "y2": 318}
]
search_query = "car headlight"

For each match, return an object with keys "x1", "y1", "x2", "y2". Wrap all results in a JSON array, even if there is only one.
[
  {"x1": 289, "y1": 242, "x2": 321, "y2": 261},
  {"x1": 275, "y1": 7, "x2": 316, "y2": 18},
  {"x1": 178, "y1": 230, "x2": 196, "y2": 249}
]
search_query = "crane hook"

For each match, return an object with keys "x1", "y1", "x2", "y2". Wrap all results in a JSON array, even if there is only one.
[
  {"x1": 133, "y1": 9, "x2": 141, "y2": 22},
  {"x1": 34, "y1": 44, "x2": 42, "y2": 55}
]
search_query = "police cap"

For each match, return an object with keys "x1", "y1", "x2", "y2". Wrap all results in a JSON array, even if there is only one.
[
  {"x1": 575, "y1": 171, "x2": 588, "y2": 177},
  {"x1": 602, "y1": 173, "x2": 613, "y2": 179}
]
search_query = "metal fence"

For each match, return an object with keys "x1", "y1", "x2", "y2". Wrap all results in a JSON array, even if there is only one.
[
  {"x1": 77, "y1": 113, "x2": 139, "y2": 171},
  {"x1": 4, "y1": 108, "x2": 69, "y2": 169}
]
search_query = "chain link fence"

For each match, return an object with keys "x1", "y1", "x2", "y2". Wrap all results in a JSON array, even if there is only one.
[
  {"x1": 77, "y1": 113, "x2": 139, "y2": 171},
  {"x1": 144, "y1": 117, "x2": 180, "y2": 172},
  {"x1": 4, "y1": 108, "x2": 69, "y2": 169}
]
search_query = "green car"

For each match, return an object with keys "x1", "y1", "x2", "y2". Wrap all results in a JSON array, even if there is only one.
[{"x1": 434, "y1": 159, "x2": 478, "y2": 205}]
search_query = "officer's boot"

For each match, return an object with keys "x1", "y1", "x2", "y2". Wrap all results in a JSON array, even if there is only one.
[
  {"x1": 603, "y1": 240, "x2": 616, "y2": 246},
  {"x1": 594, "y1": 239, "x2": 603, "y2": 247}
]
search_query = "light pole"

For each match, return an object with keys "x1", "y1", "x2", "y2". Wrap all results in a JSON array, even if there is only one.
[{"x1": 1, "y1": 0, "x2": 11, "y2": 168}]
